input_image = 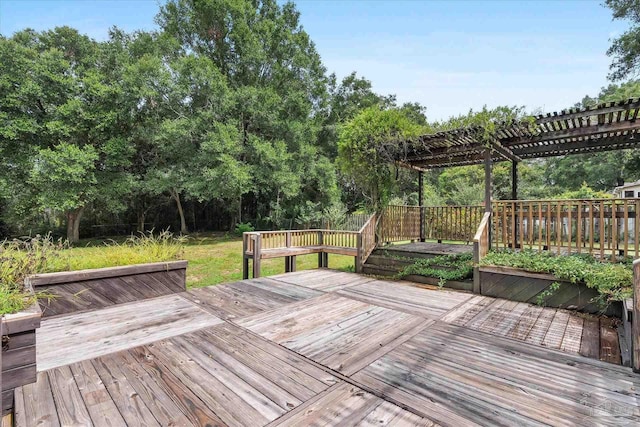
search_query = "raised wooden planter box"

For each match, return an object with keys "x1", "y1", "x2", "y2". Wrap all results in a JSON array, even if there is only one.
[
  {"x1": 1, "y1": 261, "x2": 188, "y2": 415},
  {"x1": 1, "y1": 281, "x2": 41, "y2": 415},
  {"x1": 478, "y1": 265, "x2": 622, "y2": 317},
  {"x1": 32, "y1": 260, "x2": 188, "y2": 318}
]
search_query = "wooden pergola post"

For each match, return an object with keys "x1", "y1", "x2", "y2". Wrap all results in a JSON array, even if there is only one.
[
  {"x1": 512, "y1": 160, "x2": 519, "y2": 247},
  {"x1": 419, "y1": 171, "x2": 425, "y2": 242},
  {"x1": 511, "y1": 160, "x2": 518, "y2": 201},
  {"x1": 484, "y1": 149, "x2": 492, "y2": 249}
]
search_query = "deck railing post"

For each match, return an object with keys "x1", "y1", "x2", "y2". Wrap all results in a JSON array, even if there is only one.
[
  {"x1": 633, "y1": 259, "x2": 640, "y2": 373},
  {"x1": 356, "y1": 233, "x2": 363, "y2": 273},
  {"x1": 285, "y1": 231, "x2": 292, "y2": 273},
  {"x1": 318, "y1": 231, "x2": 324, "y2": 268},
  {"x1": 252, "y1": 234, "x2": 262, "y2": 279},
  {"x1": 242, "y1": 233, "x2": 249, "y2": 279}
]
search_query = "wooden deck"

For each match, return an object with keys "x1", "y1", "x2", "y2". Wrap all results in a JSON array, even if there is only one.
[{"x1": 12, "y1": 270, "x2": 640, "y2": 426}]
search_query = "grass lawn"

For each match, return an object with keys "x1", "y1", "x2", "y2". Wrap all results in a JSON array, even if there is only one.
[{"x1": 67, "y1": 232, "x2": 355, "y2": 288}]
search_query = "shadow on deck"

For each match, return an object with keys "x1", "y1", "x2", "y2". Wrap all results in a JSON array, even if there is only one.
[{"x1": 9, "y1": 269, "x2": 640, "y2": 426}]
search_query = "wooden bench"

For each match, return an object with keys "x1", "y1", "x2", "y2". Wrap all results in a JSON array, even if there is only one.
[{"x1": 242, "y1": 230, "x2": 366, "y2": 279}]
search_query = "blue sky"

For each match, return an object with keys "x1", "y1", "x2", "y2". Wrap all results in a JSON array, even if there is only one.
[{"x1": 0, "y1": 0, "x2": 627, "y2": 120}]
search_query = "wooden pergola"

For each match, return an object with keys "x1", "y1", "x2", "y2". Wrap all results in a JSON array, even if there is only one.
[{"x1": 400, "y1": 98, "x2": 640, "y2": 214}]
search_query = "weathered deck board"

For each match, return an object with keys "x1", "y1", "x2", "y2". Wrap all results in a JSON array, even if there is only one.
[
  {"x1": 37, "y1": 294, "x2": 222, "y2": 371},
  {"x1": 268, "y1": 382, "x2": 436, "y2": 426},
  {"x1": 439, "y1": 294, "x2": 620, "y2": 362},
  {"x1": 17, "y1": 322, "x2": 340, "y2": 427},
  {"x1": 336, "y1": 279, "x2": 473, "y2": 318},
  {"x1": 353, "y1": 321, "x2": 640, "y2": 427},
  {"x1": 271, "y1": 269, "x2": 375, "y2": 292},
  {"x1": 11, "y1": 270, "x2": 637, "y2": 426},
  {"x1": 235, "y1": 293, "x2": 431, "y2": 375},
  {"x1": 183, "y1": 278, "x2": 322, "y2": 320}
]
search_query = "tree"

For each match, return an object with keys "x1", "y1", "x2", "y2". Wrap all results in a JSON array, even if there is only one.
[
  {"x1": 158, "y1": 0, "x2": 340, "y2": 226},
  {"x1": 0, "y1": 28, "x2": 134, "y2": 242},
  {"x1": 337, "y1": 107, "x2": 424, "y2": 210},
  {"x1": 605, "y1": 0, "x2": 640, "y2": 80}
]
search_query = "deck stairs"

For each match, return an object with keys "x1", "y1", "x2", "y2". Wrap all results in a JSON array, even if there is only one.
[{"x1": 362, "y1": 244, "x2": 473, "y2": 291}]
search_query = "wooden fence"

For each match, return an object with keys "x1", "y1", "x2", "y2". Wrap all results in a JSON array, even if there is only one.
[
  {"x1": 493, "y1": 199, "x2": 640, "y2": 259},
  {"x1": 378, "y1": 205, "x2": 483, "y2": 243}
]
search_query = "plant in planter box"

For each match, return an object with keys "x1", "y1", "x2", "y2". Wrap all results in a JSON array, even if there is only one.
[
  {"x1": 481, "y1": 249, "x2": 633, "y2": 307},
  {"x1": 0, "y1": 235, "x2": 65, "y2": 315}
]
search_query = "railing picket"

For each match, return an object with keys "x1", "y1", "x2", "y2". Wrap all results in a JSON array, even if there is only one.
[
  {"x1": 567, "y1": 202, "x2": 572, "y2": 254},
  {"x1": 624, "y1": 199, "x2": 629, "y2": 258},
  {"x1": 538, "y1": 202, "x2": 543, "y2": 251},
  {"x1": 490, "y1": 198, "x2": 640, "y2": 260}
]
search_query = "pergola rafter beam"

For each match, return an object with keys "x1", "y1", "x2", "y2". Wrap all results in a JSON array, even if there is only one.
[{"x1": 394, "y1": 98, "x2": 640, "y2": 170}]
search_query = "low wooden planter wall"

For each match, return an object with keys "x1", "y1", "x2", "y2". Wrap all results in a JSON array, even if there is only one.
[
  {"x1": 1, "y1": 282, "x2": 41, "y2": 415},
  {"x1": 478, "y1": 266, "x2": 621, "y2": 317},
  {"x1": 32, "y1": 261, "x2": 188, "y2": 318}
]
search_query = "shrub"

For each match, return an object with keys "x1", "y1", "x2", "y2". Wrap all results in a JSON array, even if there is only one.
[
  {"x1": 234, "y1": 222, "x2": 255, "y2": 236},
  {"x1": 481, "y1": 249, "x2": 632, "y2": 304}
]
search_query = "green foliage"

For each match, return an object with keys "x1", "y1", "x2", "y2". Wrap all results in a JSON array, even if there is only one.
[
  {"x1": 481, "y1": 250, "x2": 633, "y2": 304},
  {"x1": 553, "y1": 183, "x2": 613, "y2": 200},
  {"x1": 397, "y1": 253, "x2": 474, "y2": 283},
  {"x1": 605, "y1": 0, "x2": 640, "y2": 80},
  {"x1": 536, "y1": 282, "x2": 562, "y2": 306},
  {"x1": 337, "y1": 107, "x2": 425, "y2": 210},
  {"x1": 322, "y1": 202, "x2": 349, "y2": 230},
  {"x1": 0, "y1": 235, "x2": 66, "y2": 315},
  {"x1": 234, "y1": 222, "x2": 255, "y2": 235},
  {"x1": 45, "y1": 230, "x2": 185, "y2": 272}
]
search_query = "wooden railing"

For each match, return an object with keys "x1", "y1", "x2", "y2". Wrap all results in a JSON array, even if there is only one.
[
  {"x1": 378, "y1": 205, "x2": 421, "y2": 242},
  {"x1": 633, "y1": 259, "x2": 639, "y2": 372},
  {"x1": 356, "y1": 214, "x2": 377, "y2": 273},
  {"x1": 243, "y1": 213, "x2": 377, "y2": 278},
  {"x1": 472, "y1": 212, "x2": 491, "y2": 293},
  {"x1": 473, "y1": 212, "x2": 491, "y2": 263},
  {"x1": 378, "y1": 205, "x2": 483, "y2": 243},
  {"x1": 493, "y1": 199, "x2": 640, "y2": 259},
  {"x1": 424, "y1": 206, "x2": 484, "y2": 242}
]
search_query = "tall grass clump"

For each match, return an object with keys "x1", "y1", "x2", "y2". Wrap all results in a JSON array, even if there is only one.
[
  {"x1": 46, "y1": 229, "x2": 186, "y2": 272},
  {"x1": 0, "y1": 235, "x2": 65, "y2": 315}
]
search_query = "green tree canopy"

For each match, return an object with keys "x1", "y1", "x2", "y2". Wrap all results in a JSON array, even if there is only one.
[{"x1": 337, "y1": 107, "x2": 425, "y2": 210}]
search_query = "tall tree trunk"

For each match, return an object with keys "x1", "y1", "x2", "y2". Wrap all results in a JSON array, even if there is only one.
[
  {"x1": 137, "y1": 209, "x2": 146, "y2": 233},
  {"x1": 170, "y1": 188, "x2": 188, "y2": 234},
  {"x1": 66, "y1": 207, "x2": 84, "y2": 243}
]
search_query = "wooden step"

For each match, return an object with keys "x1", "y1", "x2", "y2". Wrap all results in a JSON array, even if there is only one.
[
  {"x1": 371, "y1": 248, "x2": 440, "y2": 260},
  {"x1": 365, "y1": 254, "x2": 458, "y2": 272},
  {"x1": 362, "y1": 264, "x2": 473, "y2": 292},
  {"x1": 372, "y1": 244, "x2": 473, "y2": 261}
]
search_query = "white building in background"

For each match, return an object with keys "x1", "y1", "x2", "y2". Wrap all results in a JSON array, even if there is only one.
[{"x1": 613, "y1": 180, "x2": 640, "y2": 198}]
